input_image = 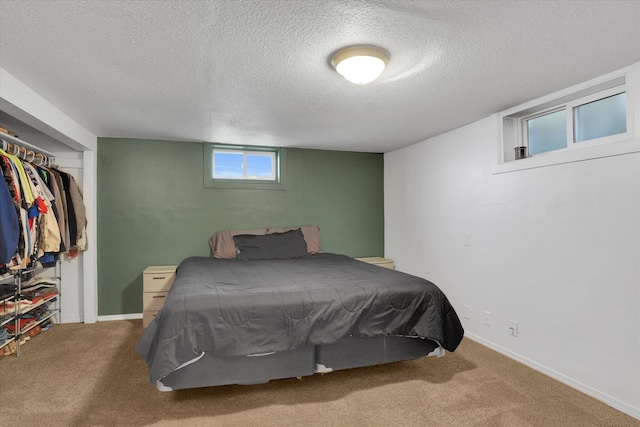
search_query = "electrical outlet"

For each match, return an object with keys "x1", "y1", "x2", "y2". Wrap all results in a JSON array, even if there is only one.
[
  {"x1": 483, "y1": 311, "x2": 491, "y2": 326},
  {"x1": 463, "y1": 304, "x2": 471, "y2": 320},
  {"x1": 509, "y1": 321, "x2": 519, "y2": 337},
  {"x1": 464, "y1": 232, "x2": 471, "y2": 246}
]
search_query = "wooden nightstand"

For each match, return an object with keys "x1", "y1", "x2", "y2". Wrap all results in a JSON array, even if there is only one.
[
  {"x1": 142, "y1": 265, "x2": 177, "y2": 328},
  {"x1": 355, "y1": 257, "x2": 395, "y2": 270}
]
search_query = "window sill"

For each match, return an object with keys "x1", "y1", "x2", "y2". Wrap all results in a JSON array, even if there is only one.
[
  {"x1": 204, "y1": 180, "x2": 288, "y2": 191},
  {"x1": 493, "y1": 139, "x2": 640, "y2": 174}
]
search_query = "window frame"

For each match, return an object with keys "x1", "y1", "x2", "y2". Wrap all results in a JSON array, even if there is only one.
[
  {"x1": 496, "y1": 65, "x2": 639, "y2": 174},
  {"x1": 212, "y1": 147, "x2": 277, "y2": 181},
  {"x1": 203, "y1": 143, "x2": 287, "y2": 190},
  {"x1": 571, "y1": 90, "x2": 627, "y2": 144},
  {"x1": 520, "y1": 86, "x2": 628, "y2": 156}
]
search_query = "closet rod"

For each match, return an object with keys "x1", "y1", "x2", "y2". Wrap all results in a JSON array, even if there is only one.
[
  {"x1": 0, "y1": 131, "x2": 55, "y2": 156},
  {"x1": 1, "y1": 131, "x2": 56, "y2": 166}
]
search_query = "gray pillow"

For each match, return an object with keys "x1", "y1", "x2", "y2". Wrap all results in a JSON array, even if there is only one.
[{"x1": 233, "y1": 228, "x2": 308, "y2": 261}]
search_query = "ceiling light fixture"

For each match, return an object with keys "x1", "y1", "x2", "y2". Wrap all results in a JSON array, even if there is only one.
[{"x1": 331, "y1": 45, "x2": 389, "y2": 84}]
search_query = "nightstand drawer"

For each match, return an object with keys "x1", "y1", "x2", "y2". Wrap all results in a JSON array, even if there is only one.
[
  {"x1": 143, "y1": 310, "x2": 160, "y2": 328},
  {"x1": 143, "y1": 265, "x2": 177, "y2": 292},
  {"x1": 143, "y1": 292, "x2": 168, "y2": 310}
]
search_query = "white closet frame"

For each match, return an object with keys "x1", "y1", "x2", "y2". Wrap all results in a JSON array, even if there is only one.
[{"x1": 1, "y1": 67, "x2": 98, "y2": 323}]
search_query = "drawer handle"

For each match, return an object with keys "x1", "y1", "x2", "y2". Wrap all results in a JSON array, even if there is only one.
[
  {"x1": 152, "y1": 295, "x2": 166, "y2": 299},
  {"x1": 152, "y1": 276, "x2": 167, "y2": 280}
]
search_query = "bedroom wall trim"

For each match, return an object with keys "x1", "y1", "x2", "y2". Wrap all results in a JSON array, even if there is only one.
[
  {"x1": 61, "y1": 315, "x2": 84, "y2": 324},
  {"x1": 464, "y1": 332, "x2": 640, "y2": 420},
  {"x1": 98, "y1": 313, "x2": 143, "y2": 322}
]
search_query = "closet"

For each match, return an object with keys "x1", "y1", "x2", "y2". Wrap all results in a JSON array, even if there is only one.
[
  {"x1": 0, "y1": 128, "x2": 85, "y2": 357},
  {"x1": 1, "y1": 67, "x2": 98, "y2": 328}
]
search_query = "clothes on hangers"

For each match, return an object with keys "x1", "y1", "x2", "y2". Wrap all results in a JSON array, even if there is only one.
[
  {"x1": 0, "y1": 171, "x2": 19, "y2": 263},
  {"x1": 0, "y1": 147, "x2": 87, "y2": 271}
]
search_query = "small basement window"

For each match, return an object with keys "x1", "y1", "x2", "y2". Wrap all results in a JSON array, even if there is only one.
[
  {"x1": 213, "y1": 148, "x2": 276, "y2": 181},
  {"x1": 203, "y1": 143, "x2": 286, "y2": 190},
  {"x1": 497, "y1": 66, "x2": 638, "y2": 173},
  {"x1": 522, "y1": 90, "x2": 628, "y2": 158},
  {"x1": 526, "y1": 108, "x2": 567, "y2": 156}
]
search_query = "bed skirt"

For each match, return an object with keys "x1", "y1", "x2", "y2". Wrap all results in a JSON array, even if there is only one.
[{"x1": 157, "y1": 336, "x2": 442, "y2": 391}]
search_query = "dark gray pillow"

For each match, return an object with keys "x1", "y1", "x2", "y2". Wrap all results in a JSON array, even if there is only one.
[{"x1": 233, "y1": 228, "x2": 308, "y2": 261}]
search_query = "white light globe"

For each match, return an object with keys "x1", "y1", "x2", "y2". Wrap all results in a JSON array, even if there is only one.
[
  {"x1": 335, "y1": 56, "x2": 386, "y2": 84},
  {"x1": 331, "y1": 46, "x2": 389, "y2": 84}
]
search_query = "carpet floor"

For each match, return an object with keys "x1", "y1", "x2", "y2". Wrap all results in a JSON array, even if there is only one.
[{"x1": 0, "y1": 320, "x2": 637, "y2": 427}]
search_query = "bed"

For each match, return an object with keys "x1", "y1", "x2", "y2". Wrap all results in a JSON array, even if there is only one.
[{"x1": 136, "y1": 226, "x2": 464, "y2": 391}]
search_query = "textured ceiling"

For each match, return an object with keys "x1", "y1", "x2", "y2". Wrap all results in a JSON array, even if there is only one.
[{"x1": 1, "y1": 0, "x2": 640, "y2": 153}]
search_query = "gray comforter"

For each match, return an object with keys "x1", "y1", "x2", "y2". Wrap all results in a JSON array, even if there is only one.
[{"x1": 137, "y1": 254, "x2": 464, "y2": 383}]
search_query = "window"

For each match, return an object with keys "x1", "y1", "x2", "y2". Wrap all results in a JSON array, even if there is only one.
[
  {"x1": 212, "y1": 148, "x2": 276, "y2": 181},
  {"x1": 526, "y1": 109, "x2": 567, "y2": 155},
  {"x1": 498, "y1": 67, "x2": 638, "y2": 173},
  {"x1": 203, "y1": 143, "x2": 286, "y2": 190},
  {"x1": 519, "y1": 86, "x2": 627, "y2": 158},
  {"x1": 573, "y1": 92, "x2": 627, "y2": 143}
]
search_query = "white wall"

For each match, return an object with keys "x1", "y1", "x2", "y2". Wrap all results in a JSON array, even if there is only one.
[{"x1": 385, "y1": 66, "x2": 640, "y2": 418}]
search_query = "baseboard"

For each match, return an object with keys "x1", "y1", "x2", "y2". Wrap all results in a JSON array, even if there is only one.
[
  {"x1": 464, "y1": 332, "x2": 640, "y2": 421},
  {"x1": 60, "y1": 316, "x2": 83, "y2": 324},
  {"x1": 97, "y1": 313, "x2": 143, "y2": 322}
]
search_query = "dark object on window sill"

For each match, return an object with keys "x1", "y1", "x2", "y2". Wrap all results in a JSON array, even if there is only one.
[{"x1": 515, "y1": 146, "x2": 528, "y2": 160}]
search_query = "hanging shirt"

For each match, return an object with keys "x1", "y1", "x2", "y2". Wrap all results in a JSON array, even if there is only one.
[
  {"x1": 57, "y1": 170, "x2": 87, "y2": 251},
  {"x1": 0, "y1": 149, "x2": 34, "y2": 206},
  {"x1": 47, "y1": 168, "x2": 67, "y2": 250},
  {"x1": 1, "y1": 151, "x2": 28, "y2": 267},
  {"x1": 0, "y1": 178, "x2": 19, "y2": 263},
  {"x1": 22, "y1": 162, "x2": 61, "y2": 254}
]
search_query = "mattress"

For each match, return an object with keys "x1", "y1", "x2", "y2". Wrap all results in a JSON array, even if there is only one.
[{"x1": 137, "y1": 253, "x2": 464, "y2": 384}]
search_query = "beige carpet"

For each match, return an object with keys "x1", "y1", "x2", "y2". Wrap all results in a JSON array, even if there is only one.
[{"x1": 0, "y1": 320, "x2": 637, "y2": 427}]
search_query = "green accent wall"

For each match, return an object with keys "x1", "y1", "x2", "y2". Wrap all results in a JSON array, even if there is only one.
[{"x1": 97, "y1": 138, "x2": 384, "y2": 315}]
